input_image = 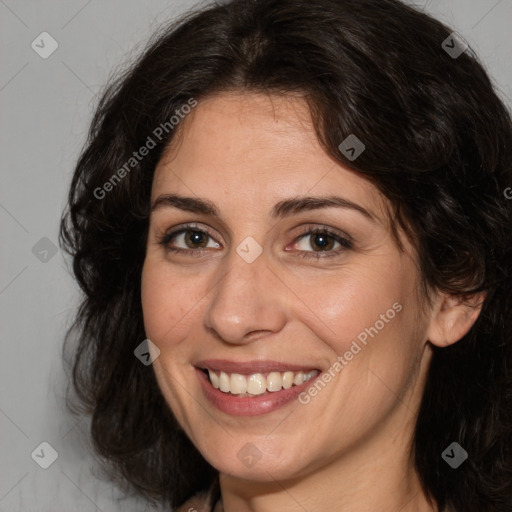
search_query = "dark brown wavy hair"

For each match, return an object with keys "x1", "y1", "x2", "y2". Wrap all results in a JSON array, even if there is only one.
[{"x1": 59, "y1": 0, "x2": 512, "y2": 510}]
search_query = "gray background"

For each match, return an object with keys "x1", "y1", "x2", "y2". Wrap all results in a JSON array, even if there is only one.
[{"x1": 1, "y1": 1, "x2": 511, "y2": 511}]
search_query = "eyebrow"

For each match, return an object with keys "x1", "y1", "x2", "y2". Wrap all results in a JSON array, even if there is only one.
[{"x1": 150, "y1": 193, "x2": 377, "y2": 222}]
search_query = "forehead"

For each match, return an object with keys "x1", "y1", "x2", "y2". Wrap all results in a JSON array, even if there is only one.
[{"x1": 151, "y1": 92, "x2": 388, "y2": 222}]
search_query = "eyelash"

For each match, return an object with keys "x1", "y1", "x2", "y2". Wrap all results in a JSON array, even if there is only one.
[{"x1": 156, "y1": 223, "x2": 353, "y2": 260}]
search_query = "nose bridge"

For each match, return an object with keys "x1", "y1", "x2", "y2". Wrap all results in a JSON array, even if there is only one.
[{"x1": 204, "y1": 242, "x2": 286, "y2": 344}]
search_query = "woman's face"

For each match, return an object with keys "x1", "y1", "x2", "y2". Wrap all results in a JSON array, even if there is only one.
[{"x1": 141, "y1": 92, "x2": 434, "y2": 482}]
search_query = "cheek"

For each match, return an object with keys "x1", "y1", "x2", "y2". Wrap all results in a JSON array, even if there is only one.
[
  {"x1": 141, "y1": 258, "x2": 206, "y2": 348},
  {"x1": 294, "y1": 265, "x2": 408, "y2": 356},
  {"x1": 141, "y1": 260, "x2": 176, "y2": 343}
]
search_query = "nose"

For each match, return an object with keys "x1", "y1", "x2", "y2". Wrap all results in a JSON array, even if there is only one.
[{"x1": 203, "y1": 245, "x2": 288, "y2": 346}]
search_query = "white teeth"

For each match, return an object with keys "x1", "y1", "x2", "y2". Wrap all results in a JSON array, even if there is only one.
[
  {"x1": 209, "y1": 370, "x2": 220, "y2": 389},
  {"x1": 282, "y1": 371, "x2": 294, "y2": 389},
  {"x1": 293, "y1": 372, "x2": 305, "y2": 385},
  {"x1": 247, "y1": 374, "x2": 267, "y2": 395},
  {"x1": 303, "y1": 372, "x2": 315, "y2": 382},
  {"x1": 219, "y1": 371, "x2": 230, "y2": 392},
  {"x1": 267, "y1": 372, "x2": 282, "y2": 392},
  {"x1": 205, "y1": 369, "x2": 319, "y2": 396},
  {"x1": 230, "y1": 373, "x2": 247, "y2": 394}
]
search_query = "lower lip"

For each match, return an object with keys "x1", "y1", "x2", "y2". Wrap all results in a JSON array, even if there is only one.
[{"x1": 195, "y1": 368, "x2": 321, "y2": 416}]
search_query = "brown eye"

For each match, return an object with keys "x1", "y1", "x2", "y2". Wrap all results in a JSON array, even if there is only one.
[
  {"x1": 157, "y1": 225, "x2": 221, "y2": 253},
  {"x1": 183, "y1": 230, "x2": 209, "y2": 248},
  {"x1": 309, "y1": 233, "x2": 336, "y2": 252},
  {"x1": 291, "y1": 227, "x2": 352, "y2": 260}
]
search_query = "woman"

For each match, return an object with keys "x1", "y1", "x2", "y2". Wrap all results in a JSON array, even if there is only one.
[{"x1": 59, "y1": 0, "x2": 512, "y2": 511}]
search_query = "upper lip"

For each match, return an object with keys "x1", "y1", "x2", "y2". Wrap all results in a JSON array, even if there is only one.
[{"x1": 195, "y1": 359, "x2": 321, "y2": 375}]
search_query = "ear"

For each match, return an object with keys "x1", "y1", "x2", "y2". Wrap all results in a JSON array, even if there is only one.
[{"x1": 427, "y1": 291, "x2": 486, "y2": 348}]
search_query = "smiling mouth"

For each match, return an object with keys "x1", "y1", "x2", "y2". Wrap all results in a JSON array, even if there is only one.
[{"x1": 201, "y1": 368, "x2": 320, "y2": 397}]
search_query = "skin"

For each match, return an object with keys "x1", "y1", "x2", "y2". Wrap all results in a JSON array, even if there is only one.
[{"x1": 141, "y1": 92, "x2": 483, "y2": 512}]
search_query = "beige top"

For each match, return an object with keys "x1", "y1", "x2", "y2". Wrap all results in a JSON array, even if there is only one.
[
  {"x1": 175, "y1": 495, "x2": 457, "y2": 512},
  {"x1": 174, "y1": 480, "x2": 221, "y2": 512},
  {"x1": 174, "y1": 493, "x2": 221, "y2": 512},
  {"x1": 174, "y1": 483, "x2": 457, "y2": 512}
]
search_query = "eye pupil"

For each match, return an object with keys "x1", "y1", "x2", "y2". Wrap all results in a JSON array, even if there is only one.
[
  {"x1": 185, "y1": 230, "x2": 208, "y2": 248},
  {"x1": 311, "y1": 234, "x2": 334, "y2": 251}
]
